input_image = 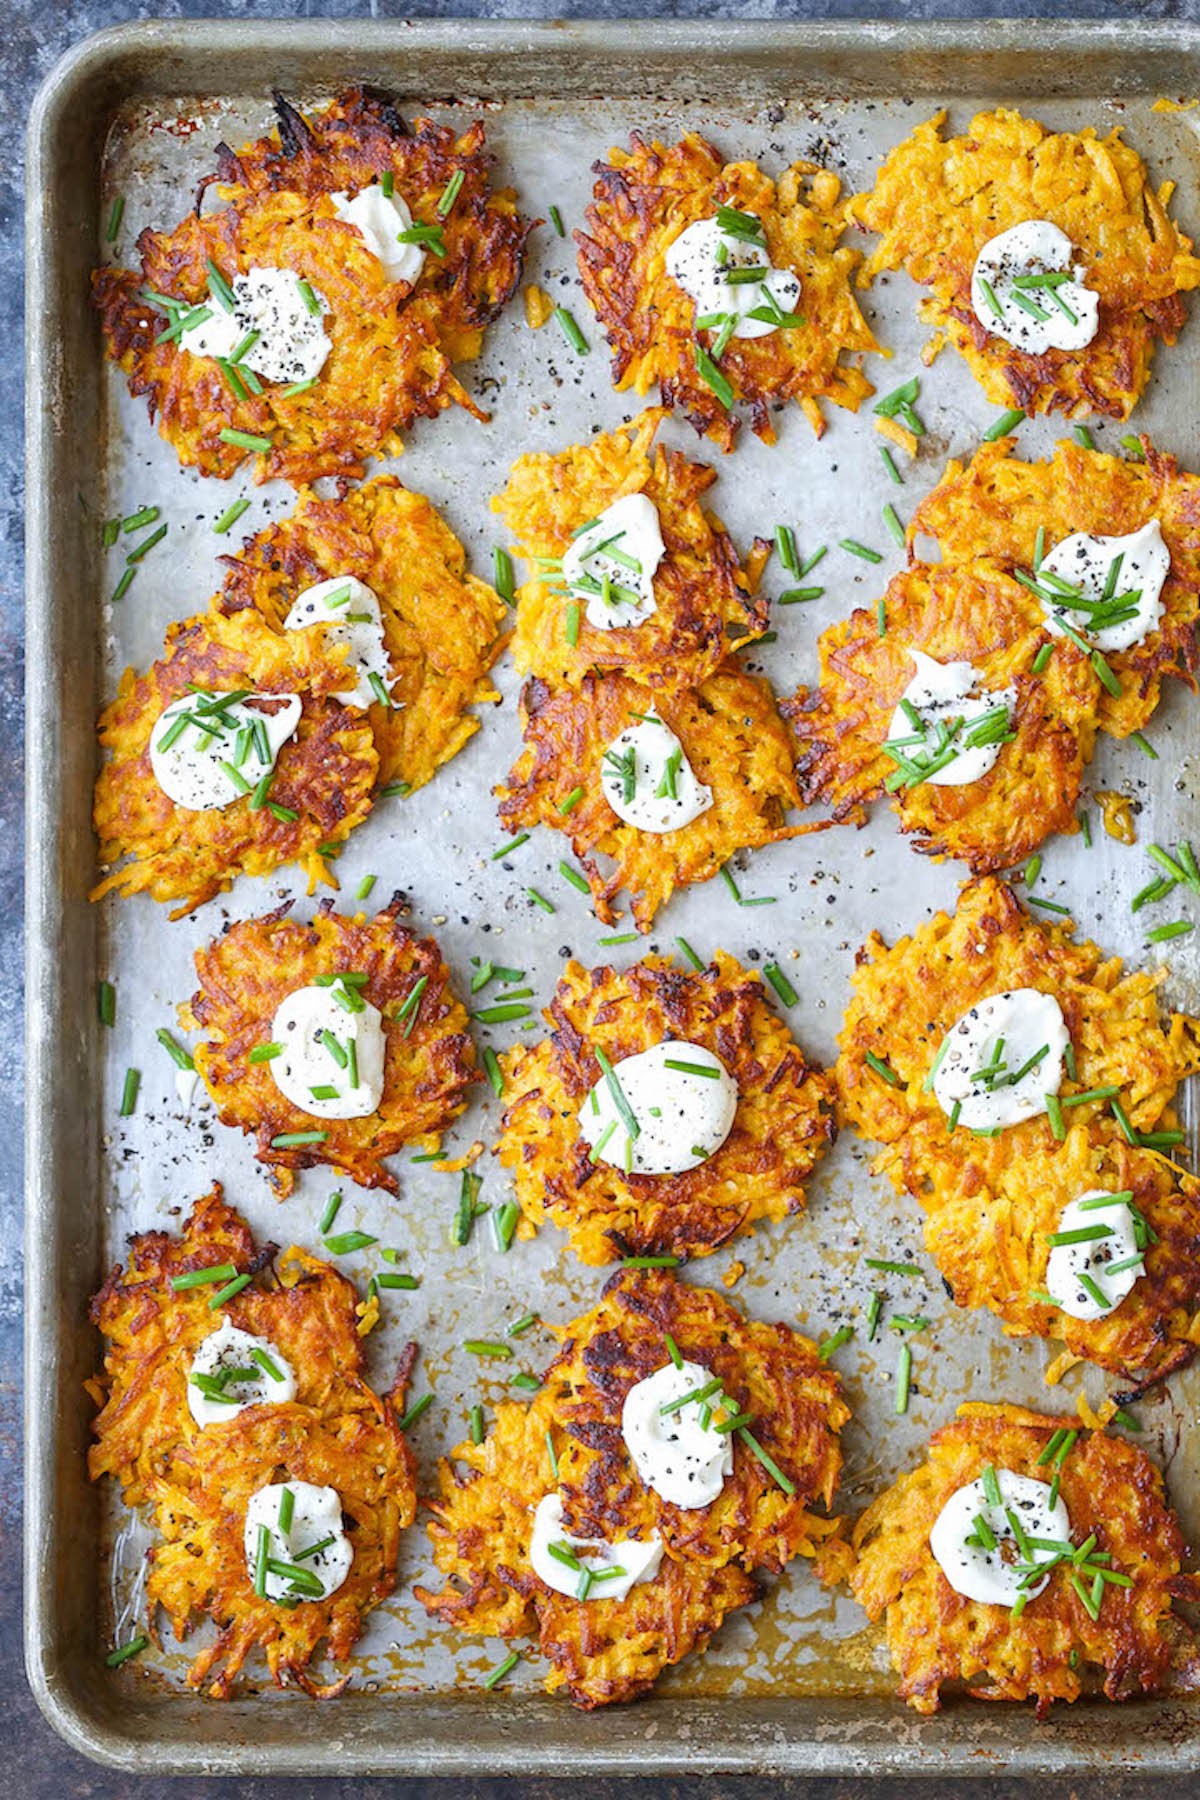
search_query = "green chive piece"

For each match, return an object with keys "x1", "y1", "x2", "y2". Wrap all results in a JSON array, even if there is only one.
[
  {"x1": 98, "y1": 979, "x2": 116, "y2": 1027},
  {"x1": 818, "y1": 1325, "x2": 854, "y2": 1362},
  {"x1": 880, "y1": 445, "x2": 902, "y2": 485},
  {"x1": 675, "y1": 936, "x2": 704, "y2": 971},
  {"x1": 105, "y1": 196, "x2": 125, "y2": 243},
  {"x1": 119, "y1": 1068, "x2": 140, "y2": 1117},
  {"x1": 894, "y1": 1343, "x2": 912, "y2": 1414},
  {"x1": 882, "y1": 503, "x2": 905, "y2": 547},
  {"x1": 559, "y1": 860, "x2": 590, "y2": 895},
  {"x1": 437, "y1": 169, "x2": 465, "y2": 216},
  {"x1": 482, "y1": 1650, "x2": 520, "y2": 1690},
  {"x1": 105, "y1": 1634, "x2": 148, "y2": 1668},
  {"x1": 323, "y1": 1230, "x2": 377, "y2": 1255},
  {"x1": 983, "y1": 408, "x2": 1026, "y2": 442},
  {"x1": 219, "y1": 427, "x2": 273, "y2": 454},
  {"x1": 208, "y1": 1272, "x2": 252, "y2": 1309},
  {"x1": 549, "y1": 205, "x2": 565, "y2": 237},
  {"x1": 865, "y1": 1050, "x2": 902, "y2": 1086},
  {"x1": 1130, "y1": 731, "x2": 1157, "y2": 760},
  {"x1": 1074, "y1": 424, "x2": 1095, "y2": 451},
  {"x1": 737, "y1": 1427, "x2": 795, "y2": 1495},
  {"x1": 170, "y1": 1262, "x2": 237, "y2": 1292},
  {"x1": 1147, "y1": 920, "x2": 1193, "y2": 944},
  {"x1": 553, "y1": 307, "x2": 588, "y2": 354},
  {"x1": 527, "y1": 888, "x2": 555, "y2": 914},
  {"x1": 865, "y1": 1258, "x2": 923, "y2": 1277},
  {"x1": 1120, "y1": 434, "x2": 1145, "y2": 461},
  {"x1": 840, "y1": 538, "x2": 883, "y2": 564},
  {"x1": 397, "y1": 1392, "x2": 435, "y2": 1432},
  {"x1": 156, "y1": 1028, "x2": 194, "y2": 1072},
  {"x1": 493, "y1": 546, "x2": 515, "y2": 605},
  {"x1": 763, "y1": 962, "x2": 798, "y2": 1006},
  {"x1": 355, "y1": 873, "x2": 377, "y2": 901},
  {"x1": 271, "y1": 1130, "x2": 329, "y2": 1148}
]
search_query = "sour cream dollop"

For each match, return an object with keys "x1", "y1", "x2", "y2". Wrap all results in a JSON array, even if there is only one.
[
  {"x1": 270, "y1": 978, "x2": 386, "y2": 1119},
  {"x1": 930, "y1": 1469, "x2": 1071, "y2": 1607},
  {"x1": 1045, "y1": 1189, "x2": 1144, "y2": 1320},
  {"x1": 600, "y1": 711, "x2": 713, "y2": 834},
  {"x1": 528, "y1": 1493, "x2": 663, "y2": 1601},
  {"x1": 622, "y1": 1359, "x2": 735, "y2": 1508},
  {"x1": 1038, "y1": 521, "x2": 1170, "y2": 655},
  {"x1": 561, "y1": 495, "x2": 666, "y2": 631},
  {"x1": 886, "y1": 650, "x2": 1017, "y2": 789},
  {"x1": 665, "y1": 214, "x2": 801, "y2": 341},
  {"x1": 283, "y1": 575, "x2": 396, "y2": 709},
  {"x1": 187, "y1": 1319, "x2": 297, "y2": 1427},
  {"x1": 577, "y1": 1040, "x2": 737, "y2": 1176},
  {"x1": 179, "y1": 267, "x2": 332, "y2": 386},
  {"x1": 149, "y1": 691, "x2": 301, "y2": 812},
  {"x1": 243, "y1": 1480, "x2": 353, "y2": 1603},
  {"x1": 971, "y1": 221, "x2": 1099, "y2": 355},
  {"x1": 331, "y1": 184, "x2": 425, "y2": 286},
  {"x1": 932, "y1": 989, "x2": 1070, "y2": 1131}
]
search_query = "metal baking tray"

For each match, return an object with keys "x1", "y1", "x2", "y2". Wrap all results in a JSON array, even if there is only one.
[{"x1": 25, "y1": 16, "x2": 1200, "y2": 1777}]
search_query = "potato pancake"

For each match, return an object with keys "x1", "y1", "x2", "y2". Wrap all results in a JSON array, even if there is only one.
[
  {"x1": 217, "y1": 475, "x2": 507, "y2": 793},
  {"x1": 576, "y1": 133, "x2": 878, "y2": 451},
  {"x1": 181, "y1": 898, "x2": 476, "y2": 1196},
  {"x1": 849, "y1": 1402, "x2": 1199, "y2": 1714},
  {"x1": 492, "y1": 409, "x2": 767, "y2": 691},
  {"x1": 93, "y1": 88, "x2": 530, "y2": 482},
  {"x1": 850, "y1": 109, "x2": 1200, "y2": 419},
  {"x1": 784, "y1": 559, "x2": 1099, "y2": 874},
  {"x1": 911, "y1": 435, "x2": 1200, "y2": 739},
  {"x1": 417, "y1": 1269, "x2": 848, "y2": 1707},
  {"x1": 88, "y1": 1186, "x2": 417, "y2": 1698},
  {"x1": 92, "y1": 607, "x2": 377, "y2": 916},
  {"x1": 495, "y1": 951, "x2": 835, "y2": 1264},
  {"x1": 497, "y1": 665, "x2": 809, "y2": 931},
  {"x1": 836, "y1": 877, "x2": 1200, "y2": 1383}
]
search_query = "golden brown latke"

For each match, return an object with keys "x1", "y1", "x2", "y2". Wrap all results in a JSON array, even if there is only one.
[
  {"x1": 497, "y1": 665, "x2": 812, "y2": 931},
  {"x1": 836, "y1": 878, "x2": 1200, "y2": 1383},
  {"x1": 492, "y1": 409, "x2": 767, "y2": 691},
  {"x1": 92, "y1": 607, "x2": 377, "y2": 916},
  {"x1": 495, "y1": 951, "x2": 836, "y2": 1264},
  {"x1": 87, "y1": 1187, "x2": 418, "y2": 1698},
  {"x1": 93, "y1": 88, "x2": 530, "y2": 482},
  {"x1": 180, "y1": 897, "x2": 476, "y2": 1196},
  {"x1": 849, "y1": 1402, "x2": 1199, "y2": 1714},
  {"x1": 784, "y1": 559, "x2": 1100, "y2": 874},
  {"x1": 217, "y1": 475, "x2": 507, "y2": 793},
  {"x1": 576, "y1": 133, "x2": 878, "y2": 451},
  {"x1": 417, "y1": 1269, "x2": 848, "y2": 1707},
  {"x1": 911, "y1": 435, "x2": 1200, "y2": 739},
  {"x1": 850, "y1": 108, "x2": 1200, "y2": 420}
]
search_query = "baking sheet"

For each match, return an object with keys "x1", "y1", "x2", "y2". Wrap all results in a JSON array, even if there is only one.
[{"x1": 26, "y1": 19, "x2": 1200, "y2": 1775}]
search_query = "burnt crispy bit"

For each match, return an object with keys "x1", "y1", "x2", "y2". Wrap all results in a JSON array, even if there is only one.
[
  {"x1": 849, "y1": 1402, "x2": 1200, "y2": 1713},
  {"x1": 417, "y1": 1269, "x2": 848, "y2": 1706},
  {"x1": 217, "y1": 474, "x2": 507, "y2": 794},
  {"x1": 495, "y1": 950, "x2": 835, "y2": 1264},
  {"x1": 91, "y1": 607, "x2": 377, "y2": 916},
  {"x1": 576, "y1": 131, "x2": 879, "y2": 451},
  {"x1": 181, "y1": 898, "x2": 476, "y2": 1196},
  {"x1": 93, "y1": 87, "x2": 531, "y2": 483},
  {"x1": 492, "y1": 408, "x2": 768, "y2": 692},
  {"x1": 835, "y1": 877, "x2": 1200, "y2": 1384},
  {"x1": 850, "y1": 108, "x2": 1200, "y2": 420}
]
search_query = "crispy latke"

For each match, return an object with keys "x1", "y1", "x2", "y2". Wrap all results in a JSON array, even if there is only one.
[
  {"x1": 88, "y1": 1186, "x2": 417, "y2": 1697},
  {"x1": 416, "y1": 1269, "x2": 848, "y2": 1706},
  {"x1": 495, "y1": 951, "x2": 836, "y2": 1264},
  {"x1": 836, "y1": 878, "x2": 1200, "y2": 1383},
  {"x1": 181, "y1": 897, "x2": 476, "y2": 1196},
  {"x1": 911, "y1": 436, "x2": 1200, "y2": 738},
  {"x1": 92, "y1": 607, "x2": 377, "y2": 916},
  {"x1": 492, "y1": 409, "x2": 767, "y2": 691},
  {"x1": 496, "y1": 665, "x2": 810, "y2": 930},
  {"x1": 783, "y1": 559, "x2": 1100, "y2": 874},
  {"x1": 576, "y1": 133, "x2": 878, "y2": 451},
  {"x1": 217, "y1": 474, "x2": 507, "y2": 792},
  {"x1": 93, "y1": 88, "x2": 530, "y2": 483},
  {"x1": 849, "y1": 1402, "x2": 1199, "y2": 1714},
  {"x1": 850, "y1": 108, "x2": 1200, "y2": 419}
]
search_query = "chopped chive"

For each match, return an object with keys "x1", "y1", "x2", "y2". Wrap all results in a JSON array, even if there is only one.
[
  {"x1": 557, "y1": 786, "x2": 584, "y2": 814},
  {"x1": 122, "y1": 505, "x2": 159, "y2": 534},
  {"x1": 110, "y1": 565, "x2": 136, "y2": 604},
  {"x1": 894, "y1": 1344, "x2": 912, "y2": 1414},
  {"x1": 865, "y1": 1258, "x2": 923, "y2": 1277},
  {"x1": 779, "y1": 585, "x2": 825, "y2": 604},
  {"x1": 324, "y1": 1230, "x2": 377, "y2": 1255},
  {"x1": 492, "y1": 1200, "x2": 519, "y2": 1252},
  {"x1": 482, "y1": 1046, "x2": 505, "y2": 1098},
  {"x1": 463, "y1": 1339, "x2": 513, "y2": 1360},
  {"x1": 622, "y1": 1254, "x2": 679, "y2": 1268},
  {"x1": 437, "y1": 169, "x2": 465, "y2": 216},
  {"x1": 558, "y1": 860, "x2": 590, "y2": 895},
  {"x1": 549, "y1": 205, "x2": 565, "y2": 236},
  {"x1": 598, "y1": 932, "x2": 638, "y2": 946},
  {"x1": 510, "y1": 1372, "x2": 541, "y2": 1393},
  {"x1": 219, "y1": 428, "x2": 273, "y2": 454},
  {"x1": 296, "y1": 277, "x2": 321, "y2": 317},
  {"x1": 472, "y1": 1002, "x2": 530, "y2": 1024},
  {"x1": 376, "y1": 1271, "x2": 419, "y2": 1290},
  {"x1": 865, "y1": 1050, "x2": 901, "y2": 1086},
  {"x1": 1120, "y1": 434, "x2": 1145, "y2": 461},
  {"x1": 453, "y1": 1171, "x2": 483, "y2": 1247},
  {"x1": 983, "y1": 408, "x2": 1026, "y2": 442},
  {"x1": 839, "y1": 538, "x2": 883, "y2": 564},
  {"x1": 1074, "y1": 424, "x2": 1095, "y2": 451},
  {"x1": 981, "y1": 1463, "x2": 1002, "y2": 1506},
  {"x1": 105, "y1": 195, "x2": 125, "y2": 243},
  {"x1": 1032, "y1": 641, "x2": 1054, "y2": 674},
  {"x1": 493, "y1": 546, "x2": 515, "y2": 605},
  {"x1": 763, "y1": 962, "x2": 798, "y2": 1006},
  {"x1": 249, "y1": 1041, "x2": 282, "y2": 1063},
  {"x1": 119, "y1": 1067, "x2": 140, "y2": 1117},
  {"x1": 381, "y1": 170, "x2": 395, "y2": 198},
  {"x1": 879, "y1": 445, "x2": 902, "y2": 485},
  {"x1": 492, "y1": 834, "x2": 529, "y2": 860},
  {"x1": 469, "y1": 1403, "x2": 485, "y2": 1445},
  {"x1": 527, "y1": 888, "x2": 555, "y2": 913},
  {"x1": 882, "y1": 504, "x2": 905, "y2": 547},
  {"x1": 208, "y1": 1272, "x2": 252, "y2": 1309},
  {"x1": 675, "y1": 936, "x2": 704, "y2": 971},
  {"x1": 97, "y1": 979, "x2": 116, "y2": 1027},
  {"x1": 695, "y1": 342, "x2": 734, "y2": 409},
  {"x1": 737, "y1": 1427, "x2": 795, "y2": 1495},
  {"x1": 1130, "y1": 731, "x2": 1158, "y2": 760},
  {"x1": 105, "y1": 1633, "x2": 148, "y2": 1668},
  {"x1": 1146, "y1": 920, "x2": 1193, "y2": 943},
  {"x1": 170, "y1": 1262, "x2": 237, "y2": 1292},
  {"x1": 102, "y1": 517, "x2": 120, "y2": 548},
  {"x1": 482, "y1": 1651, "x2": 520, "y2": 1691},
  {"x1": 397, "y1": 1392, "x2": 435, "y2": 1432},
  {"x1": 155, "y1": 1028, "x2": 194, "y2": 1072},
  {"x1": 125, "y1": 523, "x2": 167, "y2": 563},
  {"x1": 1045, "y1": 1093, "x2": 1066, "y2": 1141},
  {"x1": 553, "y1": 306, "x2": 588, "y2": 353},
  {"x1": 506, "y1": 1312, "x2": 538, "y2": 1337},
  {"x1": 253, "y1": 1523, "x2": 270, "y2": 1597},
  {"x1": 818, "y1": 1325, "x2": 854, "y2": 1362},
  {"x1": 271, "y1": 1129, "x2": 329, "y2": 1148}
]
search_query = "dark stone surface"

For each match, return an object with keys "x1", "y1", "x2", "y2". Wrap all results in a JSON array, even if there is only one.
[{"x1": 8, "y1": 1, "x2": 1200, "y2": 1793}]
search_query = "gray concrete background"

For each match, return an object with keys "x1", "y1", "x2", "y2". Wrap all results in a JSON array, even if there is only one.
[{"x1": 8, "y1": 1, "x2": 1200, "y2": 1793}]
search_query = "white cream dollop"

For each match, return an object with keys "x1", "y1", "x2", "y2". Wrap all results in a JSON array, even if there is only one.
[
  {"x1": 186, "y1": 1319, "x2": 298, "y2": 1427},
  {"x1": 1045, "y1": 1189, "x2": 1144, "y2": 1321},
  {"x1": 528, "y1": 1493, "x2": 663, "y2": 1601},
  {"x1": 971, "y1": 221, "x2": 1099, "y2": 355},
  {"x1": 577, "y1": 1040, "x2": 737, "y2": 1176},
  {"x1": 932, "y1": 989, "x2": 1070, "y2": 1131},
  {"x1": 331, "y1": 185, "x2": 425, "y2": 286},
  {"x1": 179, "y1": 266, "x2": 331, "y2": 386},
  {"x1": 283, "y1": 575, "x2": 396, "y2": 709},
  {"x1": 930, "y1": 1468, "x2": 1071, "y2": 1607},
  {"x1": 600, "y1": 711, "x2": 713, "y2": 834},
  {"x1": 561, "y1": 495, "x2": 666, "y2": 632},
  {"x1": 621, "y1": 1359, "x2": 734, "y2": 1508},
  {"x1": 666, "y1": 214, "x2": 801, "y2": 340},
  {"x1": 270, "y1": 978, "x2": 386, "y2": 1120},
  {"x1": 886, "y1": 650, "x2": 1017, "y2": 789},
  {"x1": 149, "y1": 691, "x2": 301, "y2": 812},
  {"x1": 1037, "y1": 521, "x2": 1170, "y2": 654},
  {"x1": 243, "y1": 1480, "x2": 353, "y2": 1603}
]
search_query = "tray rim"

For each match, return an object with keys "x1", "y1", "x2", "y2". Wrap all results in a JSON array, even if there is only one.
[{"x1": 24, "y1": 13, "x2": 1200, "y2": 1776}]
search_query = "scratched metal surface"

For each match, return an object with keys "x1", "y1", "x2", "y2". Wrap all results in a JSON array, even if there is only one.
[{"x1": 25, "y1": 18, "x2": 1200, "y2": 1777}]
